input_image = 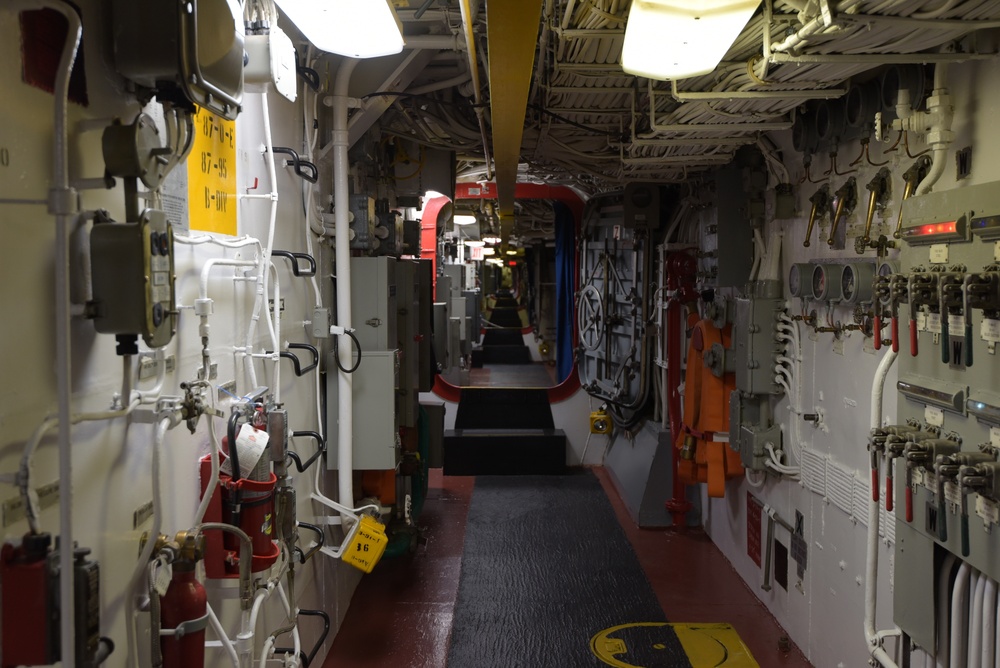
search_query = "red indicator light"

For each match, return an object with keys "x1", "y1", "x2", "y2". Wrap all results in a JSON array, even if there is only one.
[
  {"x1": 917, "y1": 221, "x2": 957, "y2": 235},
  {"x1": 507, "y1": 260, "x2": 517, "y2": 266}
]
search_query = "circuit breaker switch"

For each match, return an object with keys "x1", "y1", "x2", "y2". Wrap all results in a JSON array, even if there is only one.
[
  {"x1": 904, "y1": 437, "x2": 960, "y2": 522},
  {"x1": 937, "y1": 270, "x2": 966, "y2": 365},
  {"x1": 888, "y1": 273, "x2": 909, "y2": 353},
  {"x1": 907, "y1": 270, "x2": 940, "y2": 357}
]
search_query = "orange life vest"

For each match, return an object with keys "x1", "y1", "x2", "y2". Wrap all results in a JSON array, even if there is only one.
[{"x1": 675, "y1": 319, "x2": 744, "y2": 497}]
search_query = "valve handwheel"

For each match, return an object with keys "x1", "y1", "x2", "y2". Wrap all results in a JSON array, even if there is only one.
[{"x1": 577, "y1": 284, "x2": 605, "y2": 351}]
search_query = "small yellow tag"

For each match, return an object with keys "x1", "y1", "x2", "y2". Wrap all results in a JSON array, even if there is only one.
[{"x1": 342, "y1": 515, "x2": 388, "y2": 573}]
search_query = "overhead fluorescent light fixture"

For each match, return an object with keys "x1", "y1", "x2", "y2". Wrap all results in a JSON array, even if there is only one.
[
  {"x1": 454, "y1": 214, "x2": 478, "y2": 226},
  {"x1": 481, "y1": 247, "x2": 496, "y2": 256},
  {"x1": 622, "y1": 0, "x2": 761, "y2": 80},
  {"x1": 464, "y1": 240, "x2": 486, "y2": 247},
  {"x1": 482, "y1": 234, "x2": 502, "y2": 244},
  {"x1": 274, "y1": 0, "x2": 404, "y2": 58}
]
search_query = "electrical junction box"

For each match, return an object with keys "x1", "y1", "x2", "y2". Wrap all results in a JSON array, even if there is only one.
[
  {"x1": 375, "y1": 209, "x2": 405, "y2": 256},
  {"x1": 349, "y1": 195, "x2": 377, "y2": 250},
  {"x1": 89, "y1": 208, "x2": 177, "y2": 349},
  {"x1": 623, "y1": 182, "x2": 659, "y2": 229},
  {"x1": 730, "y1": 390, "x2": 782, "y2": 471},
  {"x1": 244, "y1": 26, "x2": 297, "y2": 102},
  {"x1": 327, "y1": 349, "x2": 400, "y2": 471},
  {"x1": 349, "y1": 256, "x2": 397, "y2": 351},
  {"x1": 733, "y1": 280, "x2": 783, "y2": 396}
]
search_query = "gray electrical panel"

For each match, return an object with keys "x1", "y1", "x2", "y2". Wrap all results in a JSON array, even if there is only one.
[
  {"x1": 421, "y1": 400, "x2": 446, "y2": 468},
  {"x1": 396, "y1": 260, "x2": 421, "y2": 428},
  {"x1": 350, "y1": 256, "x2": 397, "y2": 351},
  {"x1": 327, "y1": 349, "x2": 400, "y2": 470},
  {"x1": 462, "y1": 290, "x2": 481, "y2": 346},
  {"x1": 433, "y1": 302, "x2": 449, "y2": 370},
  {"x1": 415, "y1": 260, "x2": 435, "y2": 391},
  {"x1": 733, "y1": 280, "x2": 784, "y2": 396},
  {"x1": 890, "y1": 179, "x2": 1000, "y2": 651},
  {"x1": 442, "y1": 264, "x2": 466, "y2": 295},
  {"x1": 436, "y1": 273, "x2": 452, "y2": 303}
]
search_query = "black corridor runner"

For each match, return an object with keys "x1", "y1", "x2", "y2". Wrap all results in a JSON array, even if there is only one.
[{"x1": 447, "y1": 472, "x2": 692, "y2": 668}]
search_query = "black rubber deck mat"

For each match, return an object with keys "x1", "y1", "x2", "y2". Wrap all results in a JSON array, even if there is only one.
[
  {"x1": 483, "y1": 328, "x2": 524, "y2": 346},
  {"x1": 447, "y1": 473, "x2": 691, "y2": 668},
  {"x1": 443, "y1": 429, "x2": 566, "y2": 475},
  {"x1": 455, "y1": 388, "x2": 554, "y2": 429},
  {"x1": 489, "y1": 307, "x2": 523, "y2": 327},
  {"x1": 480, "y1": 345, "x2": 532, "y2": 365}
]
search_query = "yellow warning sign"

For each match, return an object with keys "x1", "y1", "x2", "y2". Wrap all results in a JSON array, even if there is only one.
[
  {"x1": 342, "y1": 515, "x2": 388, "y2": 574},
  {"x1": 591, "y1": 622, "x2": 759, "y2": 668},
  {"x1": 187, "y1": 109, "x2": 236, "y2": 235}
]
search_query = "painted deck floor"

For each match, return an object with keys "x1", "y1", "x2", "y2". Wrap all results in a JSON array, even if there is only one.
[{"x1": 323, "y1": 468, "x2": 813, "y2": 668}]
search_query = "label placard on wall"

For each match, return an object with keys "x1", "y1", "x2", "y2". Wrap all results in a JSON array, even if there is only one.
[{"x1": 187, "y1": 110, "x2": 236, "y2": 235}]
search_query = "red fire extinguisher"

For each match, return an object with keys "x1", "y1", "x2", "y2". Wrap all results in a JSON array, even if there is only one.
[{"x1": 159, "y1": 534, "x2": 207, "y2": 668}]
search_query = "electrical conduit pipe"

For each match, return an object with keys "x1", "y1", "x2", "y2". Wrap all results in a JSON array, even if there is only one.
[
  {"x1": 865, "y1": 347, "x2": 900, "y2": 668},
  {"x1": 0, "y1": 0, "x2": 87, "y2": 662},
  {"x1": 983, "y1": 577, "x2": 997, "y2": 668},
  {"x1": 333, "y1": 58, "x2": 360, "y2": 524},
  {"x1": 243, "y1": 91, "x2": 281, "y2": 390},
  {"x1": 973, "y1": 573, "x2": 987, "y2": 668},
  {"x1": 951, "y1": 563, "x2": 971, "y2": 668}
]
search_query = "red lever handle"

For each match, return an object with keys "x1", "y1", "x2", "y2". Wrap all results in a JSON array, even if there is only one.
[
  {"x1": 909, "y1": 318, "x2": 919, "y2": 356},
  {"x1": 905, "y1": 485, "x2": 913, "y2": 522},
  {"x1": 891, "y1": 317, "x2": 900, "y2": 353},
  {"x1": 886, "y1": 474, "x2": 894, "y2": 512},
  {"x1": 874, "y1": 315, "x2": 882, "y2": 350},
  {"x1": 872, "y1": 468, "x2": 879, "y2": 502}
]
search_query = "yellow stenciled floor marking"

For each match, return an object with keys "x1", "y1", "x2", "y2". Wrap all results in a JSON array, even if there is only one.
[{"x1": 590, "y1": 622, "x2": 760, "y2": 668}]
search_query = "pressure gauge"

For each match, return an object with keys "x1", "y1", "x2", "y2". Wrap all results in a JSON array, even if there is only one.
[
  {"x1": 788, "y1": 263, "x2": 813, "y2": 298},
  {"x1": 812, "y1": 263, "x2": 845, "y2": 302},
  {"x1": 877, "y1": 260, "x2": 899, "y2": 306},
  {"x1": 841, "y1": 262, "x2": 876, "y2": 305}
]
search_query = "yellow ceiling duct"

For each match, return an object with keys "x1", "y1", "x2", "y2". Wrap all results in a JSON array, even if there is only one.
[{"x1": 486, "y1": 0, "x2": 543, "y2": 244}]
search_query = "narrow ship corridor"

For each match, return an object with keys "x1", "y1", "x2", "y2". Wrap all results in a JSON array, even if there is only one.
[
  {"x1": 325, "y1": 469, "x2": 812, "y2": 668},
  {"x1": 8, "y1": 1, "x2": 1000, "y2": 667}
]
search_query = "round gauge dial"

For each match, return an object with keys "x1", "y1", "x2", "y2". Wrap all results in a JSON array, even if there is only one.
[
  {"x1": 788, "y1": 263, "x2": 812, "y2": 298},
  {"x1": 812, "y1": 263, "x2": 845, "y2": 301},
  {"x1": 841, "y1": 262, "x2": 876, "y2": 305}
]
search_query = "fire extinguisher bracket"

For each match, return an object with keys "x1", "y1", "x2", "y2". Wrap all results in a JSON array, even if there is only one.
[{"x1": 160, "y1": 612, "x2": 210, "y2": 638}]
